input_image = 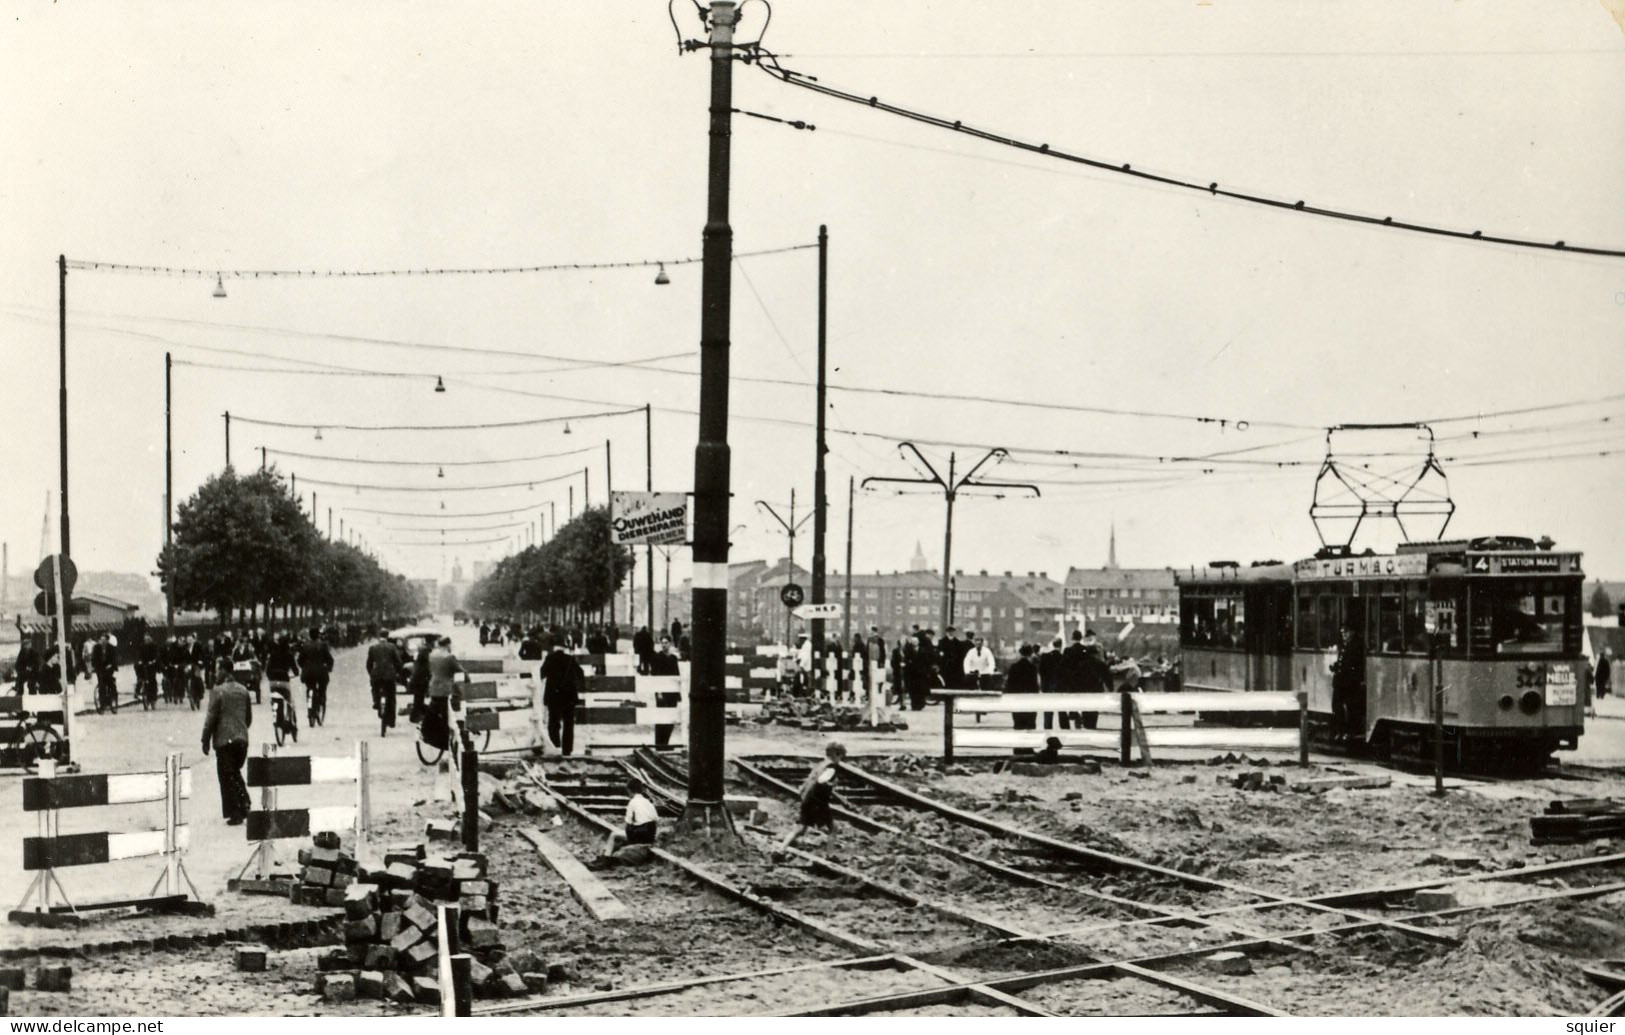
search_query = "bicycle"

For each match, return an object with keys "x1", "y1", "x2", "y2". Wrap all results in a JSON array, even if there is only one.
[
  {"x1": 270, "y1": 685, "x2": 298, "y2": 747},
  {"x1": 94, "y1": 671, "x2": 119, "y2": 715},
  {"x1": 138, "y1": 666, "x2": 158, "y2": 711},
  {"x1": 186, "y1": 666, "x2": 205, "y2": 711},
  {"x1": 413, "y1": 696, "x2": 489, "y2": 766},
  {"x1": 9, "y1": 713, "x2": 65, "y2": 772},
  {"x1": 305, "y1": 676, "x2": 327, "y2": 728}
]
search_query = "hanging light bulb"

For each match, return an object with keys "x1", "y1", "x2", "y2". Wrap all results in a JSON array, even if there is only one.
[
  {"x1": 563, "y1": 422, "x2": 572, "y2": 435},
  {"x1": 527, "y1": 482, "x2": 534, "y2": 492},
  {"x1": 437, "y1": 466, "x2": 445, "y2": 478},
  {"x1": 212, "y1": 274, "x2": 227, "y2": 299},
  {"x1": 434, "y1": 376, "x2": 446, "y2": 393},
  {"x1": 314, "y1": 427, "x2": 324, "y2": 441},
  {"x1": 654, "y1": 263, "x2": 670, "y2": 286},
  {"x1": 440, "y1": 501, "x2": 446, "y2": 510}
]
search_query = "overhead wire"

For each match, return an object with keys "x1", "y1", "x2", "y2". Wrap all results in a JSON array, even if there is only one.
[
  {"x1": 750, "y1": 48, "x2": 1625, "y2": 259},
  {"x1": 294, "y1": 469, "x2": 583, "y2": 493},
  {"x1": 261, "y1": 444, "x2": 597, "y2": 468}
]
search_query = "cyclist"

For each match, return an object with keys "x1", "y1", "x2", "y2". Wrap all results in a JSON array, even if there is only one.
[
  {"x1": 232, "y1": 635, "x2": 262, "y2": 703},
  {"x1": 264, "y1": 633, "x2": 300, "y2": 740},
  {"x1": 162, "y1": 634, "x2": 189, "y2": 700},
  {"x1": 365, "y1": 634, "x2": 403, "y2": 734},
  {"x1": 297, "y1": 628, "x2": 334, "y2": 726}
]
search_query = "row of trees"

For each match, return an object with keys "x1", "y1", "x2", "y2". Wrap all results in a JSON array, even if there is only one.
[
  {"x1": 463, "y1": 506, "x2": 633, "y2": 623},
  {"x1": 156, "y1": 467, "x2": 423, "y2": 623}
]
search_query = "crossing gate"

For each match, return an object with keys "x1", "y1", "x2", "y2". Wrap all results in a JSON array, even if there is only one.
[
  {"x1": 11, "y1": 753, "x2": 205, "y2": 926},
  {"x1": 942, "y1": 690, "x2": 1309, "y2": 763},
  {"x1": 235, "y1": 742, "x2": 372, "y2": 888},
  {"x1": 0, "y1": 692, "x2": 70, "y2": 770}
]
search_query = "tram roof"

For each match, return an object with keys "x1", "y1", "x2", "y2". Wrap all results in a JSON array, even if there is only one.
[{"x1": 1176, "y1": 562, "x2": 1293, "y2": 586}]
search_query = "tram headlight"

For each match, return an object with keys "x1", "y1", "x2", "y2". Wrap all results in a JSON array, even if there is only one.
[
  {"x1": 1499, "y1": 694, "x2": 1515, "y2": 712},
  {"x1": 1519, "y1": 690, "x2": 1543, "y2": 716}
]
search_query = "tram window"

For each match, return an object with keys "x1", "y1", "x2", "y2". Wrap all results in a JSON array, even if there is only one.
[
  {"x1": 1403, "y1": 583, "x2": 1430, "y2": 652},
  {"x1": 1181, "y1": 596, "x2": 1217, "y2": 646},
  {"x1": 1316, "y1": 594, "x2": 1341, "y2": 650},
  {"x1": 1475, "y1": 579, "x2": 1575, "y2": 655},
  {"x1": 1296, "y1": 592, "x2": 1317, "y2": 650},
  {"x1": 1215, "y1": 596, "x2": 1244, "y2": 647}
]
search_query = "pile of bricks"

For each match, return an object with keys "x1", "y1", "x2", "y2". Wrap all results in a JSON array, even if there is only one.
[
  {"x1": 0, "y1": 964, "x2": 72, "y2": 1012},
  {"x1": 291, "y1": 831, "x2": 359, "y2": 907},
  {"x1": 315, "y1": 841, "x2": 529, "y2": 1004}
]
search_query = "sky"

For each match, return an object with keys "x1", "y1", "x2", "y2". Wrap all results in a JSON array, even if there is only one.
[{"x1": 2, "y1": 1, "x2": 1622, "y2": 600}]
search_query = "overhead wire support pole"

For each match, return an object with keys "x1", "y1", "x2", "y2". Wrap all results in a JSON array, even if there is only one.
[
  {"x1": 685, "y1": 0, "x2": 739, "y2": 833},
  {"x1": 756, "y1": 491, "x2": 812, "y2": 645},
  {"x1": 862, "y1": 443, "x2": 1040, "y2": 633},
  {"x1": 164, "y1": 352, "x2": 173, "y2": 629},
  {"x1": 810, "y1": 224, "x2": 829, "y2": 693},
  {"x1": 646, "y1": 404, "x2": 655, "y2": 638},
  {"x1": 58, "y1": 254, "x2": 74, "y2": 662},
  {"x1": 223, "y1": 412, "x2": 231, "y2": 469}
]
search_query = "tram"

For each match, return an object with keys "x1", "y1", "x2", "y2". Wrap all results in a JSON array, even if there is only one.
[{"x1": 1177, "y1": 536, "x2": 1587, "y2": 766}]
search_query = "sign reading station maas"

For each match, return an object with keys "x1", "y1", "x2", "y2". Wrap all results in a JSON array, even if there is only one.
[{"x1": 610, "y1": 491, "x2": 689, "y2": 546}]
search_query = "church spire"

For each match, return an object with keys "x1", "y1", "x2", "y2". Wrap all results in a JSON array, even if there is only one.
[{"x1": 1107, "y1": 522, "x2": 1118, "y2": 569}]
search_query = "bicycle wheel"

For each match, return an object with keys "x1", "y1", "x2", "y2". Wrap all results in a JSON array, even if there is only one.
[
  {"x1": 477, "y1": 729, "x2": 491, "y2": 752},
  {"x1": 310, "y1": 691, "x2": 326, "y2": 727},
  {"x1": 274, "y1": 716, "x2": 287, "y2": 747},
  {"x1": 415, "y1": 738, "x2": 444, "y2": 766},
  {"x1": 22, "y1": 725, "x2": 62, "y2": 772}
]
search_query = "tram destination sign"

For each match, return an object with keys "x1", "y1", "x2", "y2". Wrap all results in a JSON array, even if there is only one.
[
  {"x1": 1293, "y1": 553, "x2": 1427, "y2": 581},
  {"x1": 1468, "y1": 553, "x2": 1578, "y2": 575}
]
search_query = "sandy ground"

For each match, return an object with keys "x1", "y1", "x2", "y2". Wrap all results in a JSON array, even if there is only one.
[{"x1": 7, "y1": 619, "x2": 1625, "y2": 1016}]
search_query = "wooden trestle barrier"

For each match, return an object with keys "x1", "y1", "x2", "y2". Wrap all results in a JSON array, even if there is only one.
[{"x1": 11, "y1": 752, "x2": 208, "y2": 925}]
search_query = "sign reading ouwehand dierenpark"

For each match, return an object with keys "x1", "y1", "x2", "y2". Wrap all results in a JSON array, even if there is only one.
[{"x1": 609, "y1": 491, "x2": 689, "y2": 546}]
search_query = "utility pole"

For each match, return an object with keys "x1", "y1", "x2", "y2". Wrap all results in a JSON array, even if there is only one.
[
  {"x1": 260, "y1": 446, "x2": 267, "y2": 471},
  {"x1": 685, "y1": 0, "x2": 738, "y2": 830},
  {"x1": 645, "y1": 403, "x2": 655, "y2": 637},
  {"x1": 311, "y1": 492, "x2": 317, "y2": 531},
  {"x1": 568, "y1": 486, "x2": 574, "y2": 522},
  {"x1": 863, "y1": 444, "x2": 1039, "y2": 633},
  {"x1": 328, "y1": 508, "x2": 333, "y2": 540},
  {"x1": 842, "y1": 476, "x2": 854, "y2": 649},
  {"x1": 756, "y1": 490, "x2": 810, "y2": 645},
  {"x1": 584, "y1": 466, "x2": 590, "y2": 510},
  {"x1": 605, "y1": 439, "x2": 615, "y2": 626},
  {"x1": 58, "y1": 254, "x2": 76, "y2": 661},
  {"x1": 164, "y1": 352, "x2": 174, "y2": 628},
  {"x1": 810, "y1": 225, "x2": 829, "y2": 694},
  {"x1": 223, "y1": 411, "x2": 231, "y2": 469}
]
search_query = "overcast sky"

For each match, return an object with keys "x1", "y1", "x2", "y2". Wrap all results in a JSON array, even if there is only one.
[{"x1": 3, "y1": 2, "x2": 1622, "y2": 598}]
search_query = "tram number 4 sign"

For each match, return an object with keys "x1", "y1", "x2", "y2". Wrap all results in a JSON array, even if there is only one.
[{"x1": 780, "y1": 583, "x2": 805, "y2": 609}]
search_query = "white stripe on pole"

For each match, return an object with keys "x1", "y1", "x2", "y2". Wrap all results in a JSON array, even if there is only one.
[
  {"x1": 955, "y1": 694, "x2": 1125, "y2": 715},
  {"x1": 307, "y1": 805, "x2": 358, "y2": 833},
  {"x1": 310, "y1": 756, "x2": 362, "y2": 784},
  {"x1": 1133, "y1": 691, "x2": 1299, "y2": 714},
  {"x1": 20, "y1": 694, "x2": 66, "y2": 714},
  {"x1": 178, "y1": 768, "x2": 192, "y2": 801},
  {"x1": 692, "y1": 561, "x2": 729, "y2": 590}
]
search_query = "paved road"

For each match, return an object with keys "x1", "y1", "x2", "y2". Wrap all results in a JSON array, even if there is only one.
[{"x1": 0, "y1": 620, "x2": 518, "y2": 925}]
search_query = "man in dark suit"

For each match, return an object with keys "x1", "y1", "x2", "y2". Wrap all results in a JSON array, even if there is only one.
[
  {"x1": 540, "y1": 637, "x2": 585, "y2": 755},
  {"x1": 1007, "y1": 643, "x2": 1040, "y2": 738},
  {"x1": 365, "y1": 635, "x2": 403, "y2": 728},
  {"x1": 201, "y1": 659, "x2": 253, "y2": 825},
  {"x1": 633, "y1": 625, "x2": 655, "y2": 674},
  {"x1": 1059, "y1": 630, "x2": 1093, "y2": 729}
]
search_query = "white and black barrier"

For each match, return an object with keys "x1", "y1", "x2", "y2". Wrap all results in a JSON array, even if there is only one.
[
  {"x1": 235, "y1": 742, "x2": 371, "y2": 888},
  {"x1": 943, "y1": 690, "x2": 1308, "y2": 763},
  {"x1": 11, "y1": 752, "x2": 205, "y2": 925}
]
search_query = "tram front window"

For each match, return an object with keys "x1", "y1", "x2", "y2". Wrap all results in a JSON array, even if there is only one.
[{"x1": 1472, "y1": 580, "x2": 1575, "y2": 656}]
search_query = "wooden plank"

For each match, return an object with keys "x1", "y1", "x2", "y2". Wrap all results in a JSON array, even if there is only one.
[{"x1": 518, "y1": 826, "x2": 631, "y2": 922}]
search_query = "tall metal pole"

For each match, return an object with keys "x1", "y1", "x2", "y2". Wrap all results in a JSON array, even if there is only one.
[
  {"x1": 260, "y1": 446, "x2": 267, "y2": 471},
  {"x1": 645, "y1": 404, "x2": 655, "y2": 637},
  {"x1": 223, "y1": 411, "x2": 231, "y2": 469},
  {"x1": 843, "y1": 475, "x2": 854, "y2": 649},
  {"x1": 568, "y1": 486, "x2": 574, "y2": 521},
  {"x1": 311, "y1": 492, "x2": 317, "y2": 530},
  {"x1": 163, "y1": 353, "x2": 175, "y2": 627},
  {"x1": 940, "y1": 453, "x2": 956, "y2": 632},
  {"x1": 605, "y1": 439, "x2": 615, "y2": 626},
  {"x1": 686, "y1": 0, "x2": 738, "y2": 828},
  {"x1": 58, "y1": 254, "x2": 73, "y2": 654},
  {"x1": 810, "y1": 225, "x2": 829, "y2": 691},
  {"x1": 583, "y1": 466, "x2": 590, "y2": 510},
  {"x1": 327, "y1": 508, "x2": 332, "y2": 539}
]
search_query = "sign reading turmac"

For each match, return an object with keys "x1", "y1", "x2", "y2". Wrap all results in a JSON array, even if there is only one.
[
  {"x1": 1292, "y1": 553, "x2": 1428, "y2": 580},
  {"x1": 610, "y1": 491, "x2": 689, "y2": 546}
]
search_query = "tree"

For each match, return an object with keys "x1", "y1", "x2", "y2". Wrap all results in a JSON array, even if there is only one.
[
  {"x1": 158, "y1": 465, "x2": 419, "y2": 623},
  {"x1": 1591, "y1": 582, "x2": 1615, "y2": 619},
  {"x1": 463, "y1": 507, "x2": 632, "y2": 618}
]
